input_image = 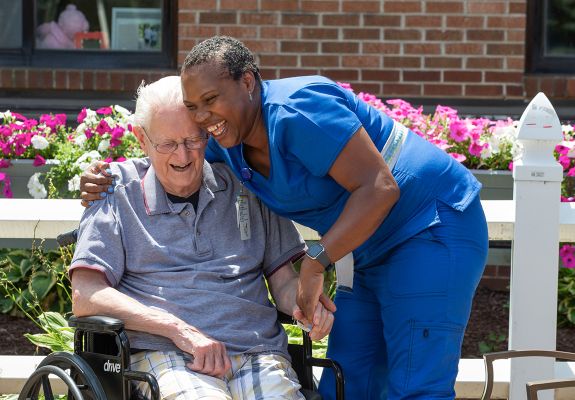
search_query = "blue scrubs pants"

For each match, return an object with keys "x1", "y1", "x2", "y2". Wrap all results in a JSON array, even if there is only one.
[{"x1": 319, "y1": 196, "x2": 488, "y2": 400}]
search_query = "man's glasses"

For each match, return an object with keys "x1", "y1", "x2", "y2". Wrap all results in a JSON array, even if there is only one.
[{"x1": 142, "y1": 127, "x2": 208, "y2": 154}]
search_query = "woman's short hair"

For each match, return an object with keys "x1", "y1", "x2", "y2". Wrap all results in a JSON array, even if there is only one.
[
  {"x1": 181, "y1": 36, "x2": 261, "y2": 82},
  {"x1": 134, "y1": 75, "x2": 182, "y2": 130}
]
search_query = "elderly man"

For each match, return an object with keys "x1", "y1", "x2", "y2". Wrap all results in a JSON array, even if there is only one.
[{"x1": 70, "y1": 76, "x2": 333, "y2": 400}]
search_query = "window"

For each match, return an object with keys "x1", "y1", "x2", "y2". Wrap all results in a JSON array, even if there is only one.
[
  {"x1": 526, "y1": 0, "x2": 575, "y2": 73},
  {"x1": 0, "y1": 0, "x2": 176, "y2": 69}
]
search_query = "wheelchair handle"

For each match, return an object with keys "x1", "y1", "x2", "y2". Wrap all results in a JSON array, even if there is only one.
[{"x1": 57, "y1": 228, "x2": 78, "y2": 247}]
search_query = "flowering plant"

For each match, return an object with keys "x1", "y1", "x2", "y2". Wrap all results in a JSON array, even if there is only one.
[
  {"x1": 0, "y1": 111, "x2": 70, "y2": 197},
  {"x1": 1, "y1": 106, "x2": 144, "y2": 199}
]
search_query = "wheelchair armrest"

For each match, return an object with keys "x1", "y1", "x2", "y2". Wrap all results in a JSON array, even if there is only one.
[
  {"x1": 68, "y1": 315, "x2": 125, "y2": 332},
  {"x1": 277, "y1": 310, "x2": 295, "y2": 324}
]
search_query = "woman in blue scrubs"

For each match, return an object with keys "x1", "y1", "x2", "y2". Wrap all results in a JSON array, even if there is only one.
[
  {"x1": 83, "y1": 36, "x2": 488, "y2": 400},
  {"x1": 176, "y1": 36, "x2": 488, "y2": 400}
]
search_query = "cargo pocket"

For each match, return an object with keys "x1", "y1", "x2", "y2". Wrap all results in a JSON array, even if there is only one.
[{"x1": 404, "y1": 321, "x2": 464, "y2": 396}]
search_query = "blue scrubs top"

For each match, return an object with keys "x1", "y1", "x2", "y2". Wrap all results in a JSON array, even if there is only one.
[{"x1": 206, "y1": 76, "x2": 481, "y2": 268}]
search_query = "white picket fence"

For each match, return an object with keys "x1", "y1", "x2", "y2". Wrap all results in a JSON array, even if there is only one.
[{"x1": 1, "y1": 93, "x2": 575, "y2": 398}]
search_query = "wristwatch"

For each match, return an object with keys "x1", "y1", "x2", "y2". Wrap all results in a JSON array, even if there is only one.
[{"x1": 306, "y1": 243, "x2": 334, "y2": 272}]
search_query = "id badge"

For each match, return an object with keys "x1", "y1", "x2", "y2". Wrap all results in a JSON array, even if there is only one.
[{"x1": 236, "y1": 187, "x2": 251, "y2": 240}]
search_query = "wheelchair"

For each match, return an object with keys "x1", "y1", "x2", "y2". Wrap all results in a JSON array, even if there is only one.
[{"x1": 18, "y1": 229, "x2": 345, "y2": 400}]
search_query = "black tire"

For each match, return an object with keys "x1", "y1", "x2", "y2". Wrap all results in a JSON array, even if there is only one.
[{"x1": 18, "y1": 352, "x2": 106, "y2": 400}]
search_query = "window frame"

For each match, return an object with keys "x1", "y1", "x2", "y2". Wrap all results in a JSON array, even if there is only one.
[
  {"x1": 0, "y1": 0, "x2": 177, "y2": 69},
  {"x1": 526, "y1": 0, "x2": 575, "y2": 74}
]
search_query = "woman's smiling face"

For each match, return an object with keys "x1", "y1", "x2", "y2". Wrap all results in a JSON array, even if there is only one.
[{"x1": 181, "y1": 63, "x2": 255, "y2": 149}]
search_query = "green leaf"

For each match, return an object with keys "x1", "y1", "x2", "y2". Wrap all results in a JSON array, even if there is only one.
[
  {"x1": 3, "y1": 264, "x2": 22, "y2": 283},
  {"x1": 24, "y1": 333, "x2": 73, "y2": 352},
  {"x1": 0, "y1": 296, "x2": 14, "y2": 313},
  {"x1": 29, "y1": 271, "x2": 56, "y2": 300},
  {"x1": 38, "y1": 311, "x2": 69, "y2": 331},
  {"x1": 19, "y1": 259, "x2": 33, "y2": 276}
]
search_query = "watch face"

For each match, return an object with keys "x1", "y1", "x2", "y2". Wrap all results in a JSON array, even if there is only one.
[{"x1": 307, "y1": 244, "x2": 324, "y2": 258}]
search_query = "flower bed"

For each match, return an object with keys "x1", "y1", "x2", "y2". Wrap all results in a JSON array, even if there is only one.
[{"x1": 0, "y1": 106, "x2": 143, "y2": 199}]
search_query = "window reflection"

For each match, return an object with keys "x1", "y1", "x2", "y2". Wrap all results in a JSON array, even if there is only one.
[
  {"x1": 545, "y1": 0, "x2": 575, "y2": 57},
  {"x1": 0, "y1": 0, "x2": 23, "y2": 49},
  {"x1": 35, "y1": 0, "x2": 162, "y2": 51}
]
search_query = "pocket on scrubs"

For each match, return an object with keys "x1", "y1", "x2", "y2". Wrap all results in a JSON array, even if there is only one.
[
  {"x1": 385, "y1": 228, "x2": 450, "y2": 298},
  {"x1": 404, "y1": 321, "x2": 464, "y2": 395}
]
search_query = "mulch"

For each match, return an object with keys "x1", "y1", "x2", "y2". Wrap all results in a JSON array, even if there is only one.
[{"x1": 1, "y1": 286, "x2": 574, "y2": 357}]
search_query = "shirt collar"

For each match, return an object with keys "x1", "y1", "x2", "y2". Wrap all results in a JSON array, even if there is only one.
[{"x1": 141, "y1": 161, "x2": 227, "y2": 216}]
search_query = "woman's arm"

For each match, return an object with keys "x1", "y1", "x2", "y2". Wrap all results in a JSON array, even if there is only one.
[
  {"x1": 268, "y1": 263, "x2": 334, "y2": 340},
  {"x1": 297, "y1": 127, "x2": 400, "y2": 321}
]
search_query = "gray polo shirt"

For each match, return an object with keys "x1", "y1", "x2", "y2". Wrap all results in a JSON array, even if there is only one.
[{"x1": 71, "y1": 159, "x2": 305, "y2": 359}]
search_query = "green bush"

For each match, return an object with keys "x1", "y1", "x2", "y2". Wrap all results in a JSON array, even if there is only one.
[
  {"x1": 0, "y1": 245, "x2": 72, "y2": 316},
  {"x1": 558, "y1": 267, "x2": 575, "y2": 328}
]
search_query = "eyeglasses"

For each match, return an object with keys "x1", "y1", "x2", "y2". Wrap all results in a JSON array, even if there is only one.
[{"x1": 141, "y1": 127, "x2": 208, "y2": 154}]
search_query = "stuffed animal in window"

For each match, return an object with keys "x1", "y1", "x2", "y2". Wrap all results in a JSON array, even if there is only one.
[{"x1": 36, "y1": 4, "x2": 89, "y2": 49}]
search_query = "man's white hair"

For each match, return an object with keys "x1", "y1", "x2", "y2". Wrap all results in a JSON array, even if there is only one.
[{"x1": 134, "y1": 76, "x2": 183, "y2": 131}]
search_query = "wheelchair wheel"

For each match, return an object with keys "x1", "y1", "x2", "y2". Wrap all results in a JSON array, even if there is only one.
[{"x1": 18, "y1": 352, "x2": 106, "y2": 400}]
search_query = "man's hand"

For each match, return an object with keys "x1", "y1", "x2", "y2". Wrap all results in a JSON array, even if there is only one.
[
  {"x1": 293, "y1": 301, "x2": 334, "y2": 341},
  {"x1": 171, "y1": 324, "x2": 232, "y2": 378},
  {"x1": 296, "y1": 257, "x2": 336, "y2": 326},
  {"x1": 80, "y1": 160, "x2": 113, "y2": 207}
]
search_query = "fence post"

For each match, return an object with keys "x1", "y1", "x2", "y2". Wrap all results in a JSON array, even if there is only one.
[{"x1": 509, "y1": 92, "x2": 563, "y2": 400}]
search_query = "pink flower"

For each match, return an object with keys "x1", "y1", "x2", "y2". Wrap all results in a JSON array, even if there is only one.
[
  {"x1": 104, "y1": 157, "x2": 113, "y2": 163},
  {"x1": 116, "y1": 156, "x2": 126, "y2": 162},
  {"x1": 54, "y1": 114, "x2": 66, "y2": 126},
  {"x1": 0, "y1": 172, "x2": 4, "y2": 181},
  {"x1": 337, "y1": 82, "x2": 353, "y2": 91},
  {"x1": 0, "y1": 125, "x2": 11, "y2": 136},
  {"x1": 0, "y1": 159, "x2": 10, "y2": 168},
  {"x1": 449, "y1": 152, "x2": 467, "y2": 163},
  {"x1": 562, "y1": 252, "x2": 575, "y2": 269},
  {"x1": 85, "y1": 128, "x2": 94, "y2": 139},
  {"x1": 96, "y1": 120, "x2": 111, "y2": 135},
  {"x1": 2, "y1": 176, "x2": 12, "y2": 198},
  {"x1": 556, "y1": 144, "x2": 570, "y2": 155},
  {"x1": 77, "y1": 108, "x2": 87, "y2": 124},
  {"x1": 111, "y1": 127, "x2": 125, "y2": 139},
  {"x1": 96, "y1": 106, "x2": 113, "y2": 115},
  {"x1": 449, "y1": 120, "x2": 469, "y2": 142},
  {"x1": 568, "y1": 167, "x2": 575, "y2": 177},
  {"x1": 40, "y1": 113, "x2": 66, "y2": 130},
  {"x1": 558, "y1": 155, "x2": 571, "y2": 170},
  {"x1": 33, "y1": 154, "x2": 46, "y2": 166},
  {"x1": 468, "y1": 142, "x2": 486, "y2": 157},
  {"x1": 560, "y1": 244, "x2": 574, "y2": 258},
  {"x1": 11, "y1": 112, "x2": 25, "y2": 121},
  {"x1": 508, "y1": 161, "x2": 513, "y2": 171}
]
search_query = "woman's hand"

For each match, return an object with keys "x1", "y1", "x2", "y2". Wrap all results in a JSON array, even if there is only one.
[
  {"x1": 296, "y1": 257, "x2": 336, "y2": 325},
  {"x1": 293, "y1": 301, "x2": 334, "y2": 341},
  {"x1": 80, "y1": 161, "x2": 113, "y2": 207}
]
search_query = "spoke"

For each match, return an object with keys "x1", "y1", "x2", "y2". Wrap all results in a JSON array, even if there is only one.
[{"x1": 41, "y1": 375, "x2": 54, "y2": 400}]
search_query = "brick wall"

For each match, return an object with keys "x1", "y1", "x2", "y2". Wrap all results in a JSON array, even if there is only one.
[
  {"x1": 1, "y1": 0, "x2": 574, "y2": 102},
  {"x1": 177, "y1": 0, "x2": 575, "y2": 101}
]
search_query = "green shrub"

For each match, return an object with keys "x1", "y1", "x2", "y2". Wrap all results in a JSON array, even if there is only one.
[
  {"x1": 558, "y1": 267, "x2": 575, "y2": 327},
  {"x1": 0, "y1": 245, "x2": 73, "y2": 316}
]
